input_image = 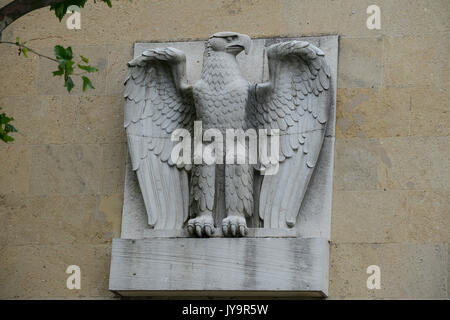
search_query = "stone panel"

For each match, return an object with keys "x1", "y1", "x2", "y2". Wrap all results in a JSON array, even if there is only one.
[
  {"x1": 110, "y1": 238, "x2": 330, "y2": 297},
  {"x1": 5, "y1": 195, "x2": 97, "y2": 246},
  {"x1": 329, "y1": 243, "x2": 448, "y2": 299},
  {"x1": 0, "y1": 46, "x2": 37, "y2": 96},
  {"x1": 336, "y1": 88, "x2": 410, "y2": 138},
  {"x1": 333, "y1": 138, "x2": 378, "y2": 191},
  {"x1": 29, "y1": 144, "x2": 103, "y2": 196},
  {"x1": 331, "y1": 190, "x2": 408, "y2": 243},
  {"x1": 337, "y1": 38, "x2": 383, "y2": 89},
  {"x1": 0, "y1": 244, "x2": 94, "y2": 299},
  {"x1": 383, "y1": 35, "x2": 449, "y2": 88},
  {"x1": 376, "y1": 137, "x2": 448, "y2": 191},
  {"x1": 0, "y1": 144, "x2": 30, "y2": 194},
  {"x1": 101, "y1": 143, "x2": 127, "y2": 195},
  {"x1": 406, "y1": 190, "x2": 450, "y2": 243}
]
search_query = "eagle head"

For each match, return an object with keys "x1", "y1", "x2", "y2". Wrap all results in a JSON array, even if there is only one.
[{"x1": 207, "y1": 31, "x2": 252, "y2": 55}]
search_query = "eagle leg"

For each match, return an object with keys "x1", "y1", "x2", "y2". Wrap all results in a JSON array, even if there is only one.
[{"x1": 188, "y1": 164, "x2": 216, "y2": 237}]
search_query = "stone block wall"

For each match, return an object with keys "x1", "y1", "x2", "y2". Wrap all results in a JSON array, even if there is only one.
[{"x1": 0, "y1": 0, "x2": 448, "y2": 299}]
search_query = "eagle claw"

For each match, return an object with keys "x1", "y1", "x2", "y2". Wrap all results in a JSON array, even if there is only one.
[
  {"x1": 222, "y1": 216, "x2": 248, "y2": 237},
  {"x1": 187, "y1": 215, "x2": 214, "y2": 237}
]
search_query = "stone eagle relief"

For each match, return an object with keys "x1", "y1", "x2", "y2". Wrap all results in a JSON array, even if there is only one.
[{"x1": 124, "y1": 32, "x2": 332, "y2": 237}]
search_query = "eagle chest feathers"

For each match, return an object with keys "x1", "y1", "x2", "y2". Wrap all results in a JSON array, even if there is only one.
[{"x1": 193, "y1": 53, "x2": 249, "y2": 130}]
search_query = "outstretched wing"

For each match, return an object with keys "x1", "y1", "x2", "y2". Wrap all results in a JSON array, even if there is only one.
[
  {"x1": 248, "y1": 40, "x2": 332, "y2": 228},
  {"x1": 124, "y1": 47, "x2": 195, "y2": 229}
]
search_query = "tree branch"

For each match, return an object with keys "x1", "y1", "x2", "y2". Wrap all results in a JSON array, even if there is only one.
[
  {"x1": 0, "y1": 40, "x2": 59, "y2": 62},
  {"x1": 0, "y1": 0, "x2": 66, "y2": 37}
]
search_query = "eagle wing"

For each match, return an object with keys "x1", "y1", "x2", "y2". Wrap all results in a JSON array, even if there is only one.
[
  {"x1": 124, "y1": 47, "x2": 195, "y2": 229},
  {"x1": 247, "y1": 40, "x2": 333, "y2": 228}
]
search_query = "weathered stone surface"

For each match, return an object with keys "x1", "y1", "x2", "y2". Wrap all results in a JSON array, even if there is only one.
[
  {"x1": 110, "y1": 237, "x2": 329, "y2": 297},
  {"x1": 89, "y1": 245, "x2": 117, "y2": 297},
  {"x1": 376, "y1": 137, "x2": 448, "y2": 191},
  {"x1": 29, "y1": 144, "x2": 103, "y2": 196},
  {"x1": 333, "y1": 138, "x2": 378, "y2": 191},
  {"x1": 406, "y1": 191, "x2": 450, "y2": 243},
  {"x1": 0, "y1": 95, "x2": 44, "y2": 145},
  {"x1": 0, "y1": 144, "x2": 30, "y2": 194},
  {"x1": 331, "y1": 190, "x2": 408, "y2": 243},
  {"x1": 338, "y1": 38, "x2": 383, "y2": 89},
  {"x1": 0, "y1": 193, "x2": 26, "y2": 248},
  {"x1": 4, "y1": 195, "x2": 97, "y2": 245},
  {"x1": 332, "y1": 0, "x2": 386, "y2": 38},
  {"x1": 383, "y1": 35, "x2": 449, "y2": 88},
  {"x1": 31, "y1": 96, "x2": 79, "y2": 144},
  {"x1": 329, "y1": 243, "x2": 448, "y2": 299},
  {"x1": 448, "y1": 244, "x2": 450, "y2": 298},
  {"x1": 1, "y1": 193, "x2": 123, "y2": 246},
  {"x1": 0, "y1": 244, "x2": 93, "y2": 299},
  {"x1": 105, "y1": 45, "x2": 133, "y2": 96},
  {"x1": 96, "y1": 194, "x2": 123, "y2": 243},
  {"x1": 0, "y1": 46, "x2": 37, "y2": 96},
  {"x1": 75, "y1": 96, "x2": 125, "y2": 144},
  {"x1": 334, "y1": 136, "x2": 449, "y2": 192},
  {"x1": 410, "y1": 86, "x2": 449, "y2": 121},
  {"x1": 101, "y1": 143, "x2": 127, "y2": 194},
  {"x1": 336, "y1": 88, "x2": 410, "y2": 138},
  {"x1": 383, "y1": 0, "x2": 449, "y2": 36},
  {"x1": 280, "y1": 0, "x2": 338, "y2": 37}
]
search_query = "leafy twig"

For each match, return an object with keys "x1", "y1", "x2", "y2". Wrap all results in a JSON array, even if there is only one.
[{"x1": 0, "y1": 40, "x2": 59, "y2": 62}]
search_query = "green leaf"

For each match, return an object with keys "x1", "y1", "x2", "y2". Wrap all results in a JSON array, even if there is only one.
[
  {"x1": 65, "y1": 76, "x2": 75, "y2": 92},
  {"x1": 0, "y1": 113, "x2": 13, "y2": 125},
  {"x1": 54, "y1": 45, "x2": 67, "y2": 60},
  {"x1": 64, "y1": 60, "x2": 75, "y2": 77},
  {"x1": 15, "y1": 36, "x2": 20, "y2": 45},
  {"x1": 0, "y1": 134, "x2": 14, "y2": 142},
  {"x1": 53, "y1": 69, "x2": 64, "y2": 76},
  {"x1": 82, "y1": 76, "x2": 95, "y2": 91},
  {"x1": 54, "y1": 45, "x2": 73, "y2": 60},
  {"x1": 5, "y1": 123, "x2": 17, "y2": 133},
  {"x1": 104, "y1": 0, "x2": 112, "y2": 8},
  {"x1": 66, "y1": 47, "x2": 73, "y2": 60},
  {"x1": 50, "y1": 3, "x2": 65, "y2": 21},
  {"x1": 0, "y1": 108, "x2": 17, "y2": 143},
  {"x1": 22, "y1": 47, "x2": 28, "y2": 57},
  {"x1": 78, "y1": 64, "x2": 98, "y2": 73},
  {"x1": 80, "y1": 55, "x2": 89, "y2": 63}
]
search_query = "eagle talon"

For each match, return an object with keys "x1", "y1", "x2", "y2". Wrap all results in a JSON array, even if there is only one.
[
  {"x1": 222, "y1": 216, "x2": 247, "y2": 237},
  {"x1": 187, "y1": 215, "x2": 214, "y2": 237}
]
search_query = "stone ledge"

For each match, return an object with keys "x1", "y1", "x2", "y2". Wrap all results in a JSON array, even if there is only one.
[
  {"x1": 109, "y1": 237, "x2": 329, "y2": 297},
  {"x1": 142, "y1": 228, "x2": 301, "y2": 238}
]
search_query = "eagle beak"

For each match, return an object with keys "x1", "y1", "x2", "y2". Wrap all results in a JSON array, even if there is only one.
[{"x1": 239, "y1": 34, "x2": 252, "y2": 55}]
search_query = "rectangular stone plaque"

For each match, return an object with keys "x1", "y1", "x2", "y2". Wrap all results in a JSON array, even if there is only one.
[{"x1": 110, "y1": 237, "x2": 329, "y2": 297}]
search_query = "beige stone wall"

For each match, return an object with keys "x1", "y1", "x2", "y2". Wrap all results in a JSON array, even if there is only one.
[{"x1": 0, "y1": 0, "x2": 448, "y2": 299}]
